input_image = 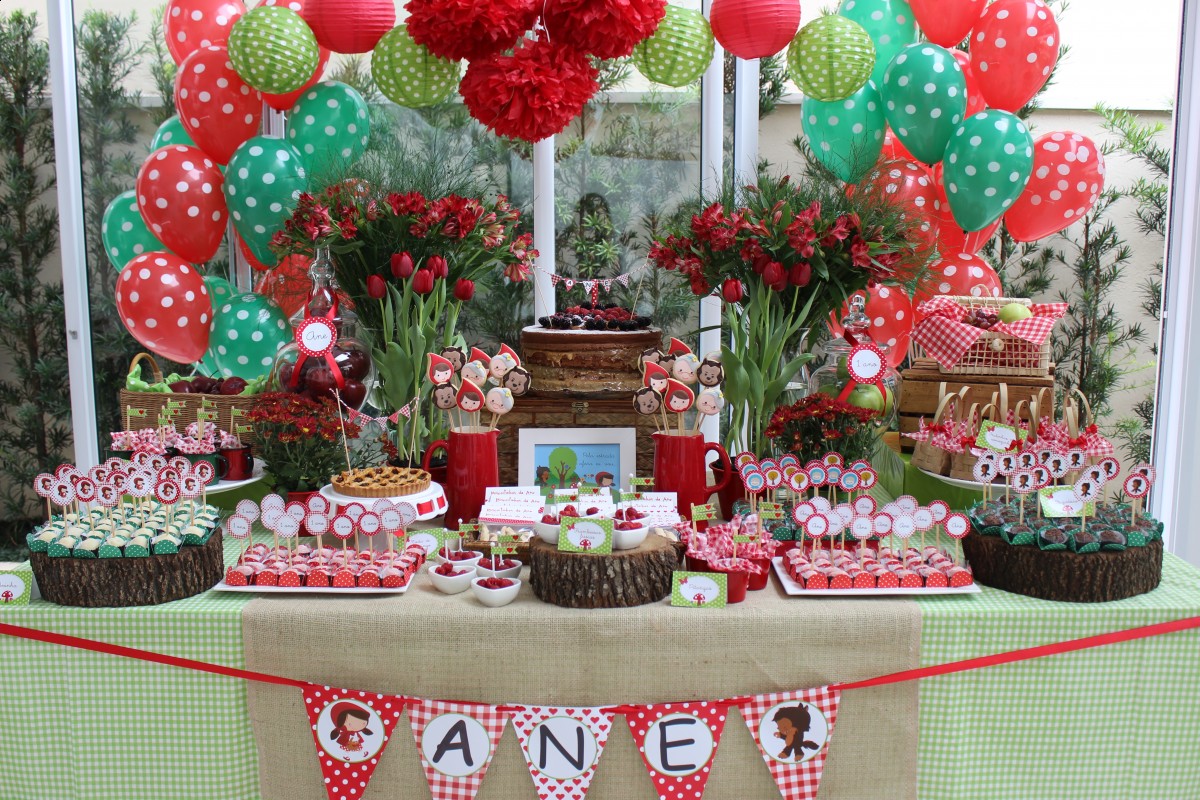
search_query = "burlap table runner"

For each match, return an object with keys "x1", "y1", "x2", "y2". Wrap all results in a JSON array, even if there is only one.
[{"x1": 244, "y1": 572, "x2": 921, "y2": 800}]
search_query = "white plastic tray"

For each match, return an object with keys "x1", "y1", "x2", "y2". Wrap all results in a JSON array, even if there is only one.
[{"x1": 771, "y1": 557, "x2": 981, "y2": 597}]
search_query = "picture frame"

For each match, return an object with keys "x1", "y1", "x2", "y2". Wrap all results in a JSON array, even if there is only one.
[{"x1": 518, "y1": 427, "x2": 638, "y2": 494}]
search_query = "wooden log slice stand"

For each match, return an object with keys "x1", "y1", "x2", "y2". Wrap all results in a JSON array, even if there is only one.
[
  {"x1": 30, "y1": 530, "x2": 225, "y2": 608},
  {"x1": 962, "y1": 531, "x2": 1162, "y2": 603},
  {"x1": 529, "y1": 535, "x2": 680, "y2": 608}
]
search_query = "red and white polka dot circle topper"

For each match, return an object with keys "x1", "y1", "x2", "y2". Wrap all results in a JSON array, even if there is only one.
[
  {"x1": 907, "y1": 0, "x2": 986, "y2": 49},
  {"x1": 1005, "y1": 132, "x2": 1106, "y2": 243},
  {"x1": 305, "y1": 0, "x2": 394, "y2": 54},
  {"x1": 830, "y1": 287, "x2": 914, "y2": 368},
  {"x1": 944, "y1": 512, "x2": 970, "y2": 539},
  {"x1": 971, "y1": 0, "x2": 1060, "y2": 112},
  {"x1": 295, "y1": 317, "x2": 338, "y2": 357},
  {"x1": 164, "y1": 0, "x2": 245, "y2": 66},
  {"x1": 174, "y1": 45, "x2": 263, "y2": 165},
  {"x1": 846, "y1": 344, "x2": 885, "y2": 384},
  {"x1": 226, "y1": 514, "x2": 253, "y2": 539},
  {"x1": 709, "y1": 0, "x2": 800, "y2": 60},
  {"x1": 116, "y1": 252, "x2": 212, "y2": 363},
  {"x1": 136, "y1": 146, "x2": 228, "y2": 263},
  {"x1": 914, "y1": 253, "x2": 1002, "y2": 307}
]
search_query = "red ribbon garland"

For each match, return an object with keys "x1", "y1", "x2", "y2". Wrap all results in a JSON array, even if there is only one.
[{"x1": 288, "y1": 295, "x2": 345, "y2": 392}]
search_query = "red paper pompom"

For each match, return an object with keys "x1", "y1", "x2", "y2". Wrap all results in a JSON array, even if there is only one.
[
  {"x1": 405, "y1": 0, "x2": 538, "y2": 62},
  {"x1": 460, "y1": 38, "x2": 599, "y2": 143},
  {"x1": 542, "y1": 0, "x2": 668, "y2": 60}
]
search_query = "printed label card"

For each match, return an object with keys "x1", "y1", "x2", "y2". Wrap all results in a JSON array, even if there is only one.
[
  {"x1": 670, "y1": 572, "x2": 727, "y2": 608},
  {"x1": 407, "y1": 528, "x2": 457, "y2": 555},
  {"x1": 1038, "y1": 487, "x2": 1096, "y2": 518},
  {"x1": 975, "y1": 420, "x2": 1026, "y2": 453},
  {"x1": 0, "y1": 562, "x2": 33, "y2": 606},
  {"x1": 558, "y1": 517, "x2": 614, "y2": 554}
]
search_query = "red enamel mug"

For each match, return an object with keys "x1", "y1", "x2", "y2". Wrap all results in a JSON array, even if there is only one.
[
  {"x1": 423, "y1": 427, "x2": 500, "y2": 526},
  {"x1": 652, "y1": 432, "x2": 732, "y2": 524}
]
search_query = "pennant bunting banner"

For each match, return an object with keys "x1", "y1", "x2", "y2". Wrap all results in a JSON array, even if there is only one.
[
  {"x1": 410, "y1": 699, "x2": 510, "y2": 800},
  {"x1": 510, "y1": 706, "x2": 615, "y2": 800},
  {"x1": 301, "y1": 685, "x2": 408, "y2": 800},
  {"x1": 738, "y1": 687, "x2": 841, "y2": 800},
  {"x1": 534, "y1": 265, "x2": 634, "y2": 295},
  {"x1": 625, "y1": 701, "x2": 729, "y2": 800}
]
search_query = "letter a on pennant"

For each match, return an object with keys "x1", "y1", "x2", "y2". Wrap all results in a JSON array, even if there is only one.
[
  {"x1": 737, "y1": 686, "x2": 841, "y2": 800},
  {"x1": 510, "y1": 706, "x2": 614, "y2": 800},
  {"x1": 625, "y1": 701, "x2": 729, "y2": 800},
  {"x1": 409, "y1": 699, "x2": 511, "y2": 800},
  {"x1": 301, "y1": 685, "x2": 408, "y2": 800}
]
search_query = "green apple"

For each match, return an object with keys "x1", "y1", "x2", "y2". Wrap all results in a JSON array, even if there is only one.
[
  {"x1": 836, "y1": 356, "x2": 851, "y2": 381},
  {"x1": 998, "y1": 302, "x2": 1033, "y2": 323},
  {"x1": 846, "y1": 384, "x2": 885, "y2": 413}
]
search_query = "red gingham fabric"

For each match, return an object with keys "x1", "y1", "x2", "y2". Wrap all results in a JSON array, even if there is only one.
[
  {"x1": 409, "y1": 699, "x2": 510, "y2": 800},
  {"x1": 301, "y1": 685, "x2": 408, "y2": 800},
  {"x1": 510, "y1": 706, "x2": 614, "y2": 800},
  {"x1": 913, "y1": 298, "x2": 1067, "y2": 369},
  {"x1": 737, "y1": 686, "x2": 841, "y2": 800},
  {"x1": 624, "y1": 701, "x2": 729, "y2": 800}
]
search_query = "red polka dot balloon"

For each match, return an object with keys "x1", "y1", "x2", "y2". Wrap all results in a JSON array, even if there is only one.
[
  {"x1": 136, "y1": 146, "x2": 228, "y2": 264},
  {"x1": 882, "y1": 127, "x2": 916, "y2": 163},
  {"x1": 907, "y1": 0, "x2": 986, "y2": 49},
  {"x1": 830, "y1": 286, "x2": 915, "y2": 367},
  {"x1": 164, "y1": 0, "x2": 245, "y2": 66},
  {"x1": 930, "y1": 162, "x2": 1001, "y2": 255},
  {"x1": 174, "y1": 45, "x2": 263, "y2": 165},
  {"x1": 116, "y1": 252, "x2": 213, "y2": 363},
  {"x1": 1005, "y1": 132, "x2": 1105, "y2": 243},
  {"x1": 914, "y1": 253, "x2": 1002, "y2": 307},
  {"x1": 858, "y1": 161, "x2": 940, "y2": 254},
  {"x1": 972, "y1": 0, "x2": 1060, "y2": 112}
]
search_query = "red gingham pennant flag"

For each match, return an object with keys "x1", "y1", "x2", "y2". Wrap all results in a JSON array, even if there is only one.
[
  {"x1": 510, "y1": 706, "x2": 614, "y2": 800},
  {"x1": 301, "y1": 685, "x2": 408, "y2": 800},
  {"x1": 737, "y1": 686, "x2": 841, "y2": 800},
  {"x1": 409, "y1": 699, "x2": 510, "y2": 800},
  {"x1": 625, "y1": 701, "x2": 729, "y2": 800}
]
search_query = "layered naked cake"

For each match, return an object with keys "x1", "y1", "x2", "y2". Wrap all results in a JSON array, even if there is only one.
[{"x1": 520, "y1": 325, "x2": 662, "y2": 395}]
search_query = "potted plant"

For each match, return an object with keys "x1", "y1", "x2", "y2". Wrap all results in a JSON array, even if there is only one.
[
  {"x1": 764, "y1": 393, "x2": 882, "y2": 465},
  {"x1": 248, "y1": 392, "x2": 364, "y2": 502}
]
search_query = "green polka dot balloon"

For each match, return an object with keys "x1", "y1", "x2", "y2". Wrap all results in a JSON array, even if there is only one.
[
  {"x1": 150, "y1": 115, "x2": 197, "y2": 152},
  {"x1": 224, "y1": 136, "x2": 308, "y2": 267},
  {"x1": 210, "y1": 292, "x2": 292, "y2": 379},
  {"x1": 101, "y1": 190, "x2": 171, "y2": 271},
  {"x1": 288, "y1": 81, "x2": 371, "y2": 174},
  {"x1": 372, "y1": 25, "x2": 460, "y2": 109},
  {"x1": 228, "y1": 6, "x2": 319, "y2": 95},
  {"x1": 942, "y1": 110, "x2": 1034, "y2": 232},
  {"x1": 632, "y1": 5, "x2": 714, "y2": 88},
  {"x1": 802, "y1": 80, "x2": 886, "y2": 183},
  {"x1": 881, "y1": 43, "x2": 966, "y2": 165},
  {"x1": 788, "y1": 15, "x2": 875, "y2": 103},
  {"x1": 203, "y1": 275, "x2": 236, "y2": 309},
  {"x1": 837, "y1": 0, "x2": 917, "y2": 88}
]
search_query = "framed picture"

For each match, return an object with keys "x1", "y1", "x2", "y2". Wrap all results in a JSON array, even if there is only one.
[{"x1": 518, "y1": 427, "x2": 638, "y2": 494}]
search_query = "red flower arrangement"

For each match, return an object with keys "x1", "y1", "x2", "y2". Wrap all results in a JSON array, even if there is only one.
[
  {"x1": 404, "y1": 0, "x2": 539, "y2": 62},
  {"x1": 542, "y1": 0, "x2": 668, "y2": 60},
  {"x1": 249, "y1": 392, "x2": 363, "y2": 493},
  {"x1": 459, "y1": 38, "x2": 600, "y2": 143},
  {"x1": 764, "y1": 393, "x2": 881, "y2": 464}
]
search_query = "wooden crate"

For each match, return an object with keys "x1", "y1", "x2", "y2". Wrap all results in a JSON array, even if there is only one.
[
  {"x1": 898, "y1": 358, "x2": 1056, "y2": 453},
  {"x1": 495, "y1": 391, "x2": 658, "y2": 486}
]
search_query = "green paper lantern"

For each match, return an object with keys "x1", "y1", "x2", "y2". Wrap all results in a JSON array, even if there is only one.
[
  {"x1": 101, "y1": 190, "x2": 171, "y2": 271},
  {"x1": 837, "y1": 0, "x2": 917, "y2": 89},
  {"x1": 632, "y1": 5, "x2": 715, "y2": 88},
  {"x1": 150, "y1": 115, "x2": 196, "y2": 152},
  {"x1": 287, "y1": 81, "x2": 371, "y2": 173},
  {"x1": 802, "y1": 80, "x2": 886, "y2": 183},
  {"x1": 228, "y1": 6, "x2": 319, "y2": 95},
  {"x1": 224, "y1": 136, "x2": 309, "y2": 266},
  {"x1": 210, "y1": 292, "x2": 292, "y2": 379},
  {"x1": 372, "y1": 25, "x2": 461, "y2": 108},
  {"x1": 942, "y1": 110, "x2": 1034, "y2": 232},
  {"x1": 788, "y1": 15, "x2": 875, "y2": 103}
]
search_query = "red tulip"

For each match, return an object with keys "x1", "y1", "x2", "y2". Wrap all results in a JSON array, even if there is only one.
[
  {"x1": 453, "y1": 278, "x2": 475, "y2": 302},
  {"x1": 761, "y1": 260, "x2": 786, "y2": 287},
  {"x1": 721, "y1": 279, "x2": 744, "y2": 303},
  {"x1": 427, "y1": 254, "x2": 449, "y2": 279},
  {"x1": 412, "y1": 268, "x2": 435, "y2": 295},
  {"x1": 366, "y1": 274, "x2": 386, "y2": 299},
  {"x1": 390, "y1": 251, "x2": 414, "y2": 279},
  {"x1": 789, "y1": 262, "x2": 812, "y2": 287}
]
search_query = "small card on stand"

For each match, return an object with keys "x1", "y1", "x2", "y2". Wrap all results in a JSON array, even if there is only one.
[
  {"x1": 975, "y1": 420, "x2": 1025, "y2": 453},
  {"x1": 670, "y1": 572, "x2": 727, "y2": 608},
  {"x1": 0, "y1": 562, "x2": 35, "y2": 606},
  {"x1": 407, "y1": 528, "x2": 456, "y2": 555},
  {"x1": 1038, "y1": 487, "x2": 1095, "y2": 518},
  {"x1": 557, "y1": 517, "x2": 614, "y2": 554}
]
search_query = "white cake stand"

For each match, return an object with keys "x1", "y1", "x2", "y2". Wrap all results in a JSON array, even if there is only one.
[{"x1": 318, "y1": 481, "x2": 447, "y2": 521}]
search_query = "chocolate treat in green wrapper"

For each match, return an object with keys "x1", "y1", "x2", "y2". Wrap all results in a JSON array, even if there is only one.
[
  {"x1": 1067, "y1": 527, "x2": 1101, "y2": 554},
  {"x1": 1126, "y1": 530, "x2": 1148, "y2": 548},
  {"x1": 1000, "y1": 522, "x2": 1037, "y2": 547},
  {"x1": 124, "y1": 540, "x2": 150, "y2": 558},
  {"x1": 970, "y1": 502, "x2": 1006, "y2": 537},
  {"x1": 1097, "y1": 528, "x2": 1127, "y2": 551},
  {"x1": 1036, "y1": 524, "x2": 1069, "y2": 551},
  {"x1": 28, "y1": 531, "x2": 53, "y2": 553},
  {"x1": 98, "y1": 544, "x2": 123, "y2": 559},
  {"x1": 47, "y1": 538, "x2": 76, "y2": 557},
  {"x1": 72, "y1": 538, "x2": 100, "y2": 558},
  {"x1": 772, "y1": 525, "x2": 796, "y2": 542}
]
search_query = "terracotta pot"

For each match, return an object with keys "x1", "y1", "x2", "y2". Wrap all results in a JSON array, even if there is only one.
[
  {"x1": 711, "y1": 460, "x2": 748, "y2": 520},
  {"x1": 652, "y1": 432, "x2": 732, "y2": 527},
  {"x1": 423, "y1": 427, "x2": 500, "y2": 525}
]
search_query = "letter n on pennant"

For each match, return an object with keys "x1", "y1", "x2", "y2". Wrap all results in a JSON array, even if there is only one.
[{"x1": 510, "y1": 706, "x2": 614, "y2": 800}]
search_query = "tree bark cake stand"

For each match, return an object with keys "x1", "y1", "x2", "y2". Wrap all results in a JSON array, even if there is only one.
[
  {"x1": 529, "y1": 535, "x2": 679, "y2": 608},
  {"x1": 962, "y1": 531, "x2": 1162, "y2": 603},
  {"x1": 30, "y1": 530, "x2": 225, "y2": 608}
]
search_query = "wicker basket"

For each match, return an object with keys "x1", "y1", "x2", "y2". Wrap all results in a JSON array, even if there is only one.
[
  {"x1": 116, "y1": 353, "x2": 258, "y2": 443},
  {"x1": 910, "y1": 389, "x2": 958, "y2": 475},
  {"x1": 939, "y1": 296, "x2": 1051, "y2": 378}
]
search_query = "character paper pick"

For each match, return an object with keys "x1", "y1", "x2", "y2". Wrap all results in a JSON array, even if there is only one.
[
  {"x1": 301, "y1": 685, "x2": 408, "y2": 800},
  {"x1": 510, "y1": 706, "x2": 614, "y2": 800},
  {"x1": 428, "y1": 353, "x2": 456, "y2": 385},
  {"x1": 738, "y1": 686, "x2": 842, "y2": 800},
  {"x1": 409, "y1": 699, "x2": 510, "y2": 800},
  {"x1": 625, "y1": 701, "x2": 728, "y2": 800}
]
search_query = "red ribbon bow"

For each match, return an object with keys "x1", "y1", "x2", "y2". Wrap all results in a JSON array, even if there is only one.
[{"x1": 288, "y1": 296, "x2": 345, "y2": 392}]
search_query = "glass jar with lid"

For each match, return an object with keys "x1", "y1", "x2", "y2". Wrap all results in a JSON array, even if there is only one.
[{"x1": 807, "y1": 294, "x2": 902, "y2": 427}]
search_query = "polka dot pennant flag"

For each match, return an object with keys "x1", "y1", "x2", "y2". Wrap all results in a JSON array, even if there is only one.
[
  {"x1": 223, "y1": 136, "x2": 308, "y2": 266},
  {"x1": 228, "y1": 5, "x2": 319, "y2": 95},
  {"x1": 788, "y1": 15, "x2": 875, "y2": 103},
  {"x1": 288, "y1": 81, "x2": 371, "y2": 174},
  {"x1": 209, "y1": 292, "x2": 292, "y2": 378},
  {"x1": 737, "y1": 686, "x2": 842, "y2": 800},
  {"x1": 836, "y1": 0, "x2": 917, "y2": 88},
  {"x1": 301, "y1": 684, "x2": 408, "y2": 800},
  {"x1": 372, "y1": 24, "x2": 461, "y2": 109},
  {"x1": 101, "y1": 189, "x2": 171, "y2": 272},
  {"x1": 632, "y1": 4, "x2": 715, "y2": 88},
  {"x1": 510, "y1": 706, "x2": 615, "y2": 800},
  {"x1": 880, "y1": 43, "x2": 966, "y2": 166},
  {"x1": 942, "y1": 110, "x2": 1034, "y2": 232},
  {"x1": 624, "y1": 701, "x2": 729, "y2": 800},
  {"x1": 801, "y1": 79, "x2": 886, "y2": 183},
  {"x1": 408, "y1": 698, "x2": 511, "y2": 800}
]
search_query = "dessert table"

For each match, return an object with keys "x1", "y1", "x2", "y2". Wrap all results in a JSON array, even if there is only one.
[{"x1": 1, "y1": 532, "x2": 1199, "y2": 800}]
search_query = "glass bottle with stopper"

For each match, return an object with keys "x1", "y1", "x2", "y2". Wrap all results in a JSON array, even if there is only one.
[{"x1": 807, "y1": 294, "x2": 902, "y2": 426}]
